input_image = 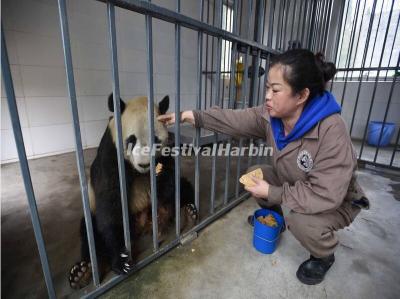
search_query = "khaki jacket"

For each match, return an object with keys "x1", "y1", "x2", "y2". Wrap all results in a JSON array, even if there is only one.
[{"x1": 193, "y1": 105, "x2": 369, "y2": 214}]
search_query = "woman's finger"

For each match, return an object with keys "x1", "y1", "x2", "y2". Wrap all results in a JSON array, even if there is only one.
[{"x1": 157, "y1": 114, "x2": 174, "y2": 123}]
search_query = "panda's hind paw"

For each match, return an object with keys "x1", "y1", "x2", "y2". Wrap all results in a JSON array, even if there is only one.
[
  {"x1": 184, "y1": 203, "x2": 198, "y2": 220},
  {"x1": 69, "y1": 261, "x2": 92, "y2": 289}
]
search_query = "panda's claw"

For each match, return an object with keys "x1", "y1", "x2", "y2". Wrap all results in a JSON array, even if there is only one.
[
  {"x1": 112, "y1": 250, "x2": 134, "y2": 275},
  {"x1": 184, "y1": 203, "x2": 198, "y2": 221},
  {"x1": 68, "y1": 260, "x2": 92, "y2": 289}
]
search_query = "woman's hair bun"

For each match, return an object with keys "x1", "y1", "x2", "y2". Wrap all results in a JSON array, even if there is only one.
[{"x1": 315, "y1": 52, "x2": 337, "y2": 82}]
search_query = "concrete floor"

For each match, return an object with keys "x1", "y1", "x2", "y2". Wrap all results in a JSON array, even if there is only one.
[{"x1": 1, "y1": 148, "x2": 400, "y2": 299}]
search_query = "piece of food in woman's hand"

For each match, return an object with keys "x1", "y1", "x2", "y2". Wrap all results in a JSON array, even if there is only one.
[
  {"x1": 155, "y1": 163, "x2": 163, "y2": 175},
  {"x1": 239, "y1": 168, "x2": 263, "y2": 187}
]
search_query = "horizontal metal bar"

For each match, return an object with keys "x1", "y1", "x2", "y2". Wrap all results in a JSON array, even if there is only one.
[
  {"x1": 99, "y1": 0, "x2": 279, "y2": 56},
  {"x1": 81, "y1": 238, "x2": 181, "y2": 299},
  {"x1": 359, "y1": 159, "x2": 400, "y2": 172},
  {"x1": 336, "y1": 66, "x2": 399, "y2": 72},
  {"x1": 83, "y1": 190, "x2": 251, "y2": 298},
  {"x1": 181, "y1": 191, "x2": 251, "y2": 240}
]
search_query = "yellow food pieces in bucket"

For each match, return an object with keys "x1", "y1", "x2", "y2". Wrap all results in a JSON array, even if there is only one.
[{"x1": 257, "y1": 214, "x2": 278, "y2": 227}]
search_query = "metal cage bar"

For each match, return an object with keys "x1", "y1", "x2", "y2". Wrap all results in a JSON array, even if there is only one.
[
  {"x1": 174, "y1": 0, "x2": 182, "y2": 237},
  {"x1": 358, "y1": 0, "x2": 396, "y2": 160},
  {"x1": 107, "y1": 2, "x2": 133, "y2": 254},
  {"x1": 57, "y1": 0, "x2": 101, "y2": 286},
  {"x1": 1, "y1": 26, "x2": 57, "y2": 299},
  {"x1": 144, "y1": 2, "x2": 160, "y2": 251}
]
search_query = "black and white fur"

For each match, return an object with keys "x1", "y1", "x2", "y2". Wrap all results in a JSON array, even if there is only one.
[{"x1": 69, "y1": 94, "x2": 197, "y2": 289}]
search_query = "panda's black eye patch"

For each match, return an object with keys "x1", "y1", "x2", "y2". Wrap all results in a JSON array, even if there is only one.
[
  {"x1": 126, "y1": 135, "x2": 137, "y2": 148},
  {"x1": 154, "y1": 136, "x2": 161, "y2": 144}
]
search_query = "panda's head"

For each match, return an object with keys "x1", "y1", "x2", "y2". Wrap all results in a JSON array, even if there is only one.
[{"x1": 108, "y1": 94, "x2": 170, "y2": 174}]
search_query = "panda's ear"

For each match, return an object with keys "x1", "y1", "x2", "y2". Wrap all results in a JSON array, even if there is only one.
[
  {"x1": 108, "y1": 93, "x2": 126, "y2": 113},
  {"x1": 158, "y1": 95, "x2": 169, "y2": 115}
]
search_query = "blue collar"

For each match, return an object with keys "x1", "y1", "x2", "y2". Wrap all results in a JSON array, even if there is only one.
[{"x1": 270, "y1": 91, "x2": 341, "y2": 150}]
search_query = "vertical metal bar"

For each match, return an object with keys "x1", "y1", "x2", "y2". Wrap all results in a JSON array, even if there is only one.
[
  {"x1": 282, "y1": 0, "x2": 291, "y2": 50},
  {"x1": 319, "y1": 0, "x2": 327, "y2": 51},
  {"x1": 349, "y1": 0, "x2": 367, "y2": 78},
  {"x1": 194, "y1": 0, "x2": 204, "y2": 222},
  {"x1": 359, "y1": 0, "x2": 396, "y2": 159},
  {"x1": 322, "y1": 0, "x2": 333, "y2": 54},
  {"x1": 349, "y1": 0, "x2": 378, "y2": 136},
  {"x1": 390, "y1": 124, "x2": 400, "y2": 167},
  {"x1": 384, "y1": 15, "x2": 400, "y2": 80},
  {"x1": 239, "y1": 0, "x2": 244, "y2": 36},
  {"x1": 313, "y1": 0, "x2": 323, "y2": 51},
  {"x1": 373, "y1": 53, "x2": 400, "y2": 163},
  {"x1": 307, "y1": 0, "x2": 317, "y2": 49},
  {"x1": 335, "y1": 0, "x2": 351, "y2": 67},
  {"x1": 1, "y1": 26, "x2": 56, "y2": 299},
  {"x1": 144, "y1": 3, "x2": 159, "y2": 251},
  {"x1": 267, "y1": 0, "x2": 276, "y2": 48},
  {"x1": 366, "y1": 0, "x2": 385, "y2": 81},
  {"x1": 300, "y1": 0, "x2": 309, "y2": 48},
  {"x1": 220, "y1": 2, "x2": 229, "y2": 108},
  {"x1": 57, "y1": 0, "x2": 100, "y2": 286},
  {"x1": 279, "y1": 0, "x2": 287, "y2": 50},
  {"x1": 210, "y1": 0, "x2": 216, "y2": 107},
  {"x1": 338, "y1": 0, "x2": 362, "y2": 107},
  {"x1": 237, "y1": 0, "x2": 253, "y2": 195},
  {"x1": 204, "y1": 0, "x2": 210, "y2": 109},
  {"x1": 210, "y1": 0, "x2": 223, "y2": 214},
  {"x1": 330, "y1": 0, "x2": 350, "y2": 93},
  {"x1": 304, "y1": 0, "x2": 314, "y2": 49},
  {"x1": 289, "y1": 0, "x2": 297, "y2": 48},
  {"x1": 224, "y1": 0, "x2": 239, "y2": 205},
  {"x1": 316, "y1": 0, "x2": 327, "y2": 52},
  {"x1": 275, "y1": 0, "x2": 283, "y2": 49},
  {"x1": 174, "y1": 0, "x2": 181, "y2": 237},
  {"x1": 330, "y1": 0, "x2": 346, "y2": 63},
  {"x1": 310, "y1": 0, "x2": 319, "y2": 51},
  {"x1": 235, "y1": 48, "x2": 251, "y2": 198},
  {"x1": 107, "y1": 2, "x2": 132, "y2": 254}
]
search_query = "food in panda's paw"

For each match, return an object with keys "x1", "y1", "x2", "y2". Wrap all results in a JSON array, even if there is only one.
[
  {"x1": 239, "y1": 168, "x2": 263, "y2": 187},
  {"x1": 257, "y1": 214, "x2": 278, "y2": 227},
  {"x1": 155, "y1": 163, "x2": 163, "y2": 175}
]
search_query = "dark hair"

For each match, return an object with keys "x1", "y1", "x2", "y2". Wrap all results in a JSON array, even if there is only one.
[{"x1": 270, "y1": 49, "x2": 337, "y2": 100}]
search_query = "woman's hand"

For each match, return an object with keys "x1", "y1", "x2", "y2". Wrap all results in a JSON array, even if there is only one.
[
  {"x1": 157, "y1": 110, "x2": 195, "y2": 126},
  {"x1": 245, "y1": 176, "x2": 270, "y2": 199}
]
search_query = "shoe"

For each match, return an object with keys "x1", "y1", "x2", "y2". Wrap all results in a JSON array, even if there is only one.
[
  {"x1": 247, "y1": 215, "x2": 255, "y2": 226},
  {"x1": 296, "y1": 254, "x2": 335, "y2": 285},
  {"x1": 247, "y1": 215, "x2": 286, "y2": 233}
]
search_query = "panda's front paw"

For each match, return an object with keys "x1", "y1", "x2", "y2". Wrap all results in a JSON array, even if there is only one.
[
  {"x1": 69, "y1": 261, "x2": 92, "y2": 289},
  {"x1": 184, "y1": 203, "x2": 198, "y2": 221},
  {"x1": 112, "y1": 251, "x2": 134, "y2": 275}
]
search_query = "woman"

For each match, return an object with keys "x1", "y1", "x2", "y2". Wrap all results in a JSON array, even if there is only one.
[{"x1": 158, "y1": 49, "x2": 369, "y2": 285}]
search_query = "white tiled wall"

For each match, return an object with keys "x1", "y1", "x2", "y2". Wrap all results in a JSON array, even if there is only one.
[{"x1": 1, "y1": 0, "x2": 200, "y2": 163}]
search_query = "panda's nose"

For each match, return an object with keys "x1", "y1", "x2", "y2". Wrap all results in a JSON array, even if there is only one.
[{"x1": 139, "y1": 163, "x2": 150, "y2": 168}]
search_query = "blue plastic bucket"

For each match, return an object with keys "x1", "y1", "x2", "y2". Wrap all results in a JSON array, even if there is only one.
[
  {"x1": 253, "y1": 209, "x2": 284, "y2": 254},
  {"x1": 367, "y1": 121, "x2": 396, "y2": 147}
]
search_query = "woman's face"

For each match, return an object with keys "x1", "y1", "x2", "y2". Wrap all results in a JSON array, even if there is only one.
[{"x1": 264, "y1": 65, "x2": 303, "y2": 119}]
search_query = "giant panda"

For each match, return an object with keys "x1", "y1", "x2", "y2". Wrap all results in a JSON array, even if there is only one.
[{"x1": 69, "y1": 94, "x2": 197, "y2": 289}]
